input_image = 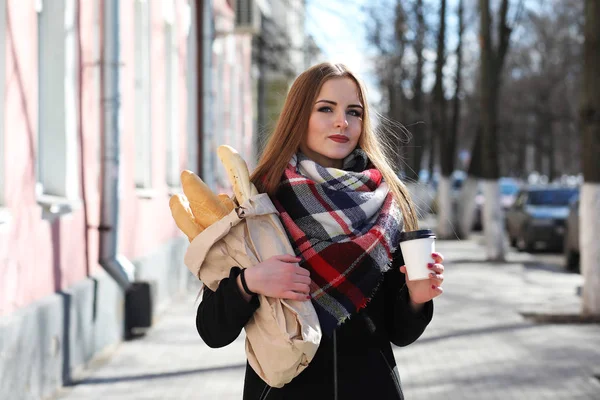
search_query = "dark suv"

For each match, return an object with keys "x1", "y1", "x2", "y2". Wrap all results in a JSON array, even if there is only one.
[{"x1": 506, "y1": 186, "x2": 579, "y2": 252}]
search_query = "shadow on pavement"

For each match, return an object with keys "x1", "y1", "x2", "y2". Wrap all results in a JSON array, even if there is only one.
[
  {"x1": 68, "y1": 363, "x2": 247, "y2": 386},
  {"x1": 415, "y1": 322, "x2": 538, "y2": 345},
  {"x1": 521, "y1": 261, "x2": 569, "y2": 274}
]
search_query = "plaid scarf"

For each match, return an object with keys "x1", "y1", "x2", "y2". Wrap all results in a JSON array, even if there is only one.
[{"x1": 273, "y1": 149, "x2": 403, "y2": 335}]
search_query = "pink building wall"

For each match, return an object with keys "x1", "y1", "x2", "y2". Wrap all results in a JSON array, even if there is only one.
[{"x1": 0, "y1": 0, "x2": 192, "y2": 317}]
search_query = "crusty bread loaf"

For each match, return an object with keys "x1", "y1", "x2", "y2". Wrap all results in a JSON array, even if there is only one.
[
  {"x1": 180, "y1": 170, "x2": 229, "y2": 227},
  {"x1": 217, "y1": 145, "x2": 259, "y2": 204},
  {"x1": 169, "y1": 194, "x2": 203, "y2": 241},
  {"x1": 218, "y1": 193, "x2": 236, "y2": 212}
]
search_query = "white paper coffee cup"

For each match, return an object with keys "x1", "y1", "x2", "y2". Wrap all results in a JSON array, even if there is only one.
[{"x1": 399, "y1": 229, "x2": 436, "y2": 281}]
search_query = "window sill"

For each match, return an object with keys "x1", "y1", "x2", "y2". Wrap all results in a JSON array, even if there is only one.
[
  {"x1": 37, "y1": 195, "x2": 82, "y2": 221},
  {"x1": 0, "y1": 207, "x2": 12, "y2": 227},
  {"x1": 135, "y1": 188, "x2": 158, "y2": 199}
]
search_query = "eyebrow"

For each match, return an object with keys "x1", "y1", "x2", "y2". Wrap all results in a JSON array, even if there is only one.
[{"x1": 315, "y1": 99, "x2": 364, "y2": 109}]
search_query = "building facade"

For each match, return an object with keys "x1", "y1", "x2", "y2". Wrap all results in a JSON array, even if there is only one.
[
  {"x1": 0, "y1": 0, "x2": 298, "y2": 398},
  {"x1": 0, "y1": 1, "x2": 199, "y2": 398}
]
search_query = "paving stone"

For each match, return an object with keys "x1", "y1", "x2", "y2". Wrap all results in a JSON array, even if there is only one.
[{"x1": 53, "y1": 235, "x2": 600, "y2": 400}]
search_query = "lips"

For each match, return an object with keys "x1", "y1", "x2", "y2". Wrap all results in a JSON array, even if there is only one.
[{"x1": 328, "y1": 135, "x2": 349, "y2": 143}]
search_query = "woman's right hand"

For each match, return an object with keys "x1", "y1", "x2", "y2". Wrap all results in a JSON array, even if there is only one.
[{"x1": 241, "y1": 254, "x2": 312, "y2": 301}]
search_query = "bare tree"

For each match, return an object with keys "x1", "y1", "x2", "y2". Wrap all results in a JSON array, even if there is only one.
[
  {"x1": 364, "y1": 0, "x2": 409, "y2": 173},
  {"x1": 499, "y1": 1, "x2": 583, "y2": 179},
  {"x1": 433, "y1": 0, "x2": 453, "y2": 239},
  {"x1": 580, "y1": 0, "x2": 600, "y2": 316},
  {"x1": 363, "y1": 0, "x2": 437, "y2": 217},
  {"x1": 478, "y1": 0, "x2": 515, "y2": 260},
  {"x1": 407, "y1": 0, "x2": 427, "y2": 183}
]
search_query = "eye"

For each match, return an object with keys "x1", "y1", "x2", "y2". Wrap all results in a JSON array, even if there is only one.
[
  {"x1": 347, "y1": 109, "x2": 363, "y2": 118},
  {"x1": 317, "y1": 106, "x2": 333, "y2": 113}
]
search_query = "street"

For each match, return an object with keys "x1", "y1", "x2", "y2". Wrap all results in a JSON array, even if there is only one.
[{"x1": 52, "y1": 236, "x2": 600, "y2": 400}]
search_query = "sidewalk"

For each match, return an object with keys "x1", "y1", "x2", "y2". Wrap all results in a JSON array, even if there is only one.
[
  {"x1": 53, "y1": 236, "x2": 600, "y2": 400},
  {"x1": 395, "y1": 236, "x2": 600, "y2": 399}
]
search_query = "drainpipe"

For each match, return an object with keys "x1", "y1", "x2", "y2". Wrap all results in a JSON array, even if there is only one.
[
  {"x1": 198, "y1": 0, "x2": 212, "y2": 177},
  {"x1": 99, "y1": 0, "x2": 134, "y2": 290}
]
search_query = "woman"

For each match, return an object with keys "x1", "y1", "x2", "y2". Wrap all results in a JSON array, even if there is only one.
[{"x1": 196, "y1": 62, "x2": 445, "y2": 400}]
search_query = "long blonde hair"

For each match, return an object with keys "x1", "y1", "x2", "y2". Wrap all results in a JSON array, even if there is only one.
[{"x1": 250, "y1": 62, "x2": 418, "y2": 231}]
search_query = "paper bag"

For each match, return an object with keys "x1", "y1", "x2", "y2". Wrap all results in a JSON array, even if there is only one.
[{"x1": 184, "y1": 193, "x2": 322, "y2": 388}]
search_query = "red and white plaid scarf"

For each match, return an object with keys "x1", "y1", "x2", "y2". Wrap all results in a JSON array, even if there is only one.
[{"x1": 273, "y1": 150, "x2": 403, "y2": 335}]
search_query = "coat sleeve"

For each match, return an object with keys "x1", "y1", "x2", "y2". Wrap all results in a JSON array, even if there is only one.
[
  {"x1": 383, "y1": 250, "x2": 434, "y2": 347},
  {"x1": 196, "y1": 266, "x2": 260, "y2": 348}
]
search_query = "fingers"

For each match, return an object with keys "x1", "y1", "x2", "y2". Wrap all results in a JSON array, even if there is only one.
[
  {"x1": 293, "y1": 274, "x2": 312, "y2": 285},
  {"x1": 293, "y1": 266, "x2": 310, "y2": 277},
  {"x1": 291, "y1": 282, "x2": 311, "y2": 295},
  {"x1": 429, "y1": 272, "x2": 444, "y2": 286},
  {"x1": 432, "y1": 252, "x2": 444, "y2": 263},
  {"x1": 275, "y1": 254, "x2": 302, "y2": 263},
  {"x1": 427, "y1": 263, "x2": 444, "y2": 274},
  {"x1": 427, "y1": 262, "x2": 444, "y2": 286},
  {"x1": 401, "y1": 264, "x2": 443, "y2": 275},
  {"x1": 430, "y1": 285, "x2": 444, "y2": 298},
  {"x1": 281, "y1": 291, "x2": 312, "y2": 301}
]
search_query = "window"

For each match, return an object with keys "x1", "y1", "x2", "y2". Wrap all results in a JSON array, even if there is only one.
[
  {"x1": 165, "y1": 0, "x2": 180, "y2": 188},
  {"x1": 134, "y1": 0, "x2": 152, "y2": 189},
  {"x1": 36, "y1": 0, "x2": 80, "y2": 202},
  {"x1": 0, "y1": 0, "x2": 6, "y2": 212}
]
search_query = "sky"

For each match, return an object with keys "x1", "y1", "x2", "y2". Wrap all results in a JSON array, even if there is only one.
[
  {"x1": 304, "y1": 0, "x2": 466, "y2": 107},
  {"x1": 304, "y1": 0, "x2": 381, "y2": 102},
  {"x1": 305, "y1": 0, "x2": 371, "y2": 72}
]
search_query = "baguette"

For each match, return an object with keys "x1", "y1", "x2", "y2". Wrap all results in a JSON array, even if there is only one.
[
  {"x1": 180, "y1": 170, "x2": 229, "y2": 227},
  {"x1": 169, "y1": 194, "x2": 203, "y2": 241},
  {"x1": 216, "y1": 145, "x2": 259, "y2": 204},
  {"x1": 218, "y1": 193, "x2": 236, "y2": 212}
]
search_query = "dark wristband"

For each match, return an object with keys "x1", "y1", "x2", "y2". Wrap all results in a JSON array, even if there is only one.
[{"x1": 239, "y1": 268, "x2": 256, "y2": 296}]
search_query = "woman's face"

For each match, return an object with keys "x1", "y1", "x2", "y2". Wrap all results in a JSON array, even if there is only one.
[{"x1": 299, "y1": 77, "x2": 363, "y2": 169}]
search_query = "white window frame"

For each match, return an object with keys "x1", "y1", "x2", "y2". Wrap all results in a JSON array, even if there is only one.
[
  {"x1": 164, "y1": 0, "x2": 180, "y2": 188},
  {"x1": 0, "y1": 0, "x2": 7, "y2": 223},
  {"x1": 134, "y1": 0, "x2": 153, "y2": 190},
  {"x1": 36, "y1": 0, "x2": 81, "y2": 217}
]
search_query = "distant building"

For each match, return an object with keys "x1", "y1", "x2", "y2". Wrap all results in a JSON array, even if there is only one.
[{"x1": 252, "y1": 0, "x2": 311, "y2": 160}]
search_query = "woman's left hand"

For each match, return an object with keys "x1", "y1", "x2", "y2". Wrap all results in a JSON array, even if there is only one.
[{"x1": 399, "y1": 252, "x2": 444, "y2": 306}]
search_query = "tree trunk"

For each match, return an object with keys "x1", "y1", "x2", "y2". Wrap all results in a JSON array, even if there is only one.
[
  {"x1": 479, "y1": 0, "x2": 511, "y2": 261},
  {"x1": 581, "y1": 0, "x2": 600, "y2": 317},
  {"x1": 518, "y1": 130, "x2": 527, "y2": 179},
  {"x1": 388, "y1": 81, "x2": 405, "y2": 174},
  {"x1": 407, "y1": 0, "x2": 426, "y2": 183},
  {"x1": 458, "y1": 176, "x2": 479, "y2": 237},
  {"x1": 534, "y1": 115, "x2": 544, "y2": 174},
  {"x1": 428, "y1": 121, "x2": 436, "y2": 184},
  {"x1": 448, "y1": 0, "x2": 463, "y2": 179},
  {"x1": 435, "y1": 0, "x2": 453, "y2": 238},
  {"x1": 457, "y1": 127, "x2": 483, "y2": 238},
  {"x1": 548, "y1": 121, "x2": 556, "y2": 182}
]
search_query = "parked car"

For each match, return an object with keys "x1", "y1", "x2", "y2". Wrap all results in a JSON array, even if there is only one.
[
  {"x1": 506, "y1": 186, "x2": 579, "y2": 252},
  {"x1": 564, "y1": 194, "x2": 580, "y2": 272},
  {"x1": 473, "y1": 177, "x2": 522, "y2": 230}
]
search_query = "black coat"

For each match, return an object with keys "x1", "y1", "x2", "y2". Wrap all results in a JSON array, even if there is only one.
[{"x1": 196, "y1": 252, "x2": 433, "y2": 400}]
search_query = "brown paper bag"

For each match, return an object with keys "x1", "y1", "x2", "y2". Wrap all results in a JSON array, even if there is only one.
[{"x1": 184, "y1": 193, "x2": 322, "y2": 388}]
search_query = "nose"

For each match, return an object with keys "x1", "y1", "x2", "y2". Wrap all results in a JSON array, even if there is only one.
[{"x1": 334, "y1": 111, "x2": 348, "y2": 129}]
